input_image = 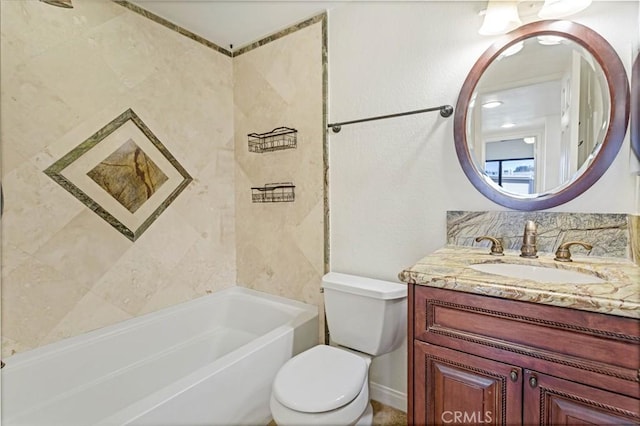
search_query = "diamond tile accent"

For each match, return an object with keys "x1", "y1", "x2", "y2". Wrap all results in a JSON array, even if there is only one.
[
  {"x1": 87, "y1": 139, "x2": 169, "y2": 213},
  {"x1": 44, "y1": 109, "x2": 192, "y2": 241}
]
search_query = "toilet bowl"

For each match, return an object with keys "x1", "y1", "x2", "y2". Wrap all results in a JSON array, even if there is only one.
[
  {"x1": 270, "y1": 272, "x2": 407, "y2": 426},
  {"x1": 270, "y1": 345, "x2": 372, "y2": 425}
]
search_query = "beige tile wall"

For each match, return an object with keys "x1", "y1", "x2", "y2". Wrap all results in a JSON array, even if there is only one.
[
  {"x1": 1, "y1": 0, "x2": 236, "y2": 357},
  {"x1": 233, "y1": 22, "x2": 326, "y2": 341}
]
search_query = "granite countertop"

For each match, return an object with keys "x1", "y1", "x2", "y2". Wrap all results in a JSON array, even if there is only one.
[{"x1": 399, "y1": 246, "x2": 640, "y2": 319}]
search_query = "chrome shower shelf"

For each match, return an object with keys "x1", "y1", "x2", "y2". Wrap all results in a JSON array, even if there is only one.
[
  {"x1": 251, "y1": 182, "x2": 295, "y2": 203},
  {"x1": 248, "y1": 127, "x2": 297, "y2": 153}
]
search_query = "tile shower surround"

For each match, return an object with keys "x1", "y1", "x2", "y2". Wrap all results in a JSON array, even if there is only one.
[{"x1": 1, "y1": 0, "x2": 327, "y2": 358}]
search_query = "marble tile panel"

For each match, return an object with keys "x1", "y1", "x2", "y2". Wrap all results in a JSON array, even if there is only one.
[
  {"x1": 1, "y1": 141, "x2": 29, "y2": 178},
  {"x1": 291, "y1": 199, "x2": 326, "y2": 276},
  {"x1": 139, "y1": 234, "x2": 236, "y2": 315},
  {"x1": 24, "y1": 31, "x2": 126, "y2": 119},
  {"x1": 233, "y1": 20, "x2": 325, "y2": 343},
  {"x1": 2, "y1": 0, "x2": 236, "y2": 357},
  {"x1": 1, "y1": 243, "x2": 32, "y2": 281},
  {"x1": 126, "y1": 65, "x2": 233, "y2": 174},
  {"x1": 239, "y1": 25, "x2": 322, "y2": 105},
  {"x1": 87, "y1": 139, "x2": 169, "y2": 213},
  {"x1": 0, "y1": 65, "x2": 82, "y2": 169},
  {"x1": 1, "y1": 258, "x2": 92, "y2": 353},
  {"x1": 39, "y1": 290, "x2": 133, "y2": 346},
  {"x1": 140, "y1": 239, "x2": 235, "y2": 313},
  {"x1": 33, "y1": 209, "x2": 133, "y2": 288},
  {"x1": 447, "y1": 211, "x2": 630, "y2": 258},
  {"x1": 1, "y1": 336, "x2": 31, "y2": 360},
  {"x1": 232, "y1": 64, "x2": 290, "y2": 132},
  {"x1": 1, "y1": 153, "x2": 84, "y2": 255},
  {"x1": 171, "y1": 160, "x2": 234, "y2": 238},
  {"x1": 89, "y1": 208, "x2": 200, "y2": 315},
  {"x1": 0, "y1": 0, "x2": 126, "y2": 64},
  {"x1": 82, "y1": 11, "x2": 191, "y2": 90}
]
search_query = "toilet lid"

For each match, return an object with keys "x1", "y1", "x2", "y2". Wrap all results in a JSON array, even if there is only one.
[{"x1": 273, "y1": 345, "x2": 368, "y2": 413}]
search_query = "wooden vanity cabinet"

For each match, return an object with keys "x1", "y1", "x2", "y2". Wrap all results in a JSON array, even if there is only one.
[{"x1": 408, "y1": 285, "x2": 640, "y2": 425}]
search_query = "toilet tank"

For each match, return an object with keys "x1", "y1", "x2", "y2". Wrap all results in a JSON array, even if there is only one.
[{"x1": 322, "y1": 272, "x2": 407, "y2": 356}]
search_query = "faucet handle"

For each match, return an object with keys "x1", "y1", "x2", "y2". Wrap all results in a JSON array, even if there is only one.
[
  {"x1": 475, "y1": 236, "x2": 504, "y2": 256},
  {"x1": 554, "y1": 241, "x2": 593, "y2": 262}
]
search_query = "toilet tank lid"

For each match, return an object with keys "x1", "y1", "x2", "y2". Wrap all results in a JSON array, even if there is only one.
[{"x1": 322, "y1": 272, "x2": 407, "y2": 300}]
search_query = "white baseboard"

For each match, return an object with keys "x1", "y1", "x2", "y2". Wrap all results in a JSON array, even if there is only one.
[{"x1": 370, "y1": 382, "x2": 407, "y2": 413}]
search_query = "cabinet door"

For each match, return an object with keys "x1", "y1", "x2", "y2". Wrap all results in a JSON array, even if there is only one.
[
  {"x1": 524, "y1": 370, "x2": 640, "y2": 425},
  {"x1": 414, "y1": 341, "x2": 522, "y2": 426}
]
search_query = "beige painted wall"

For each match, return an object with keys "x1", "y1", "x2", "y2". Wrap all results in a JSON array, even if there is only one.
[
  {"x1": 233, "y1": 22, "x2": 325, "y2": 341},
  {"x1": 1, "y1": 0, "x2": 236, "y2": 357}
]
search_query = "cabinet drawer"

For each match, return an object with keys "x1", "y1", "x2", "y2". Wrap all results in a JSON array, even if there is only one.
[{"x1": 413, "y1": 286, "x2": 640, "y2": 397}]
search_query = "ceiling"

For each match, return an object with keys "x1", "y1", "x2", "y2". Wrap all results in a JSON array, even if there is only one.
[
  {"x1": 129, "y1": 0, "x2": 339, "y2": 51},
  {"x1": 127, "y1": 1, "x2": 549, "y2": 52}
]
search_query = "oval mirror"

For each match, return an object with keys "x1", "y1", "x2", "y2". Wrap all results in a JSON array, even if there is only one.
[{"x1": 454, "y1": 20, "x2": 630, "y2": 210}]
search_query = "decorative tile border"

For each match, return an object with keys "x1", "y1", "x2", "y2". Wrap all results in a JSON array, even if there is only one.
[
  {"x1": 321, "y1": 13, "x2": 329, "y2": 277},
  {"x1": 446, "y1": 211, "x2": 631, "y2": 259},
  {"x1": 114, "y1": 1, "x2": 232, "y2": 57},
  {"x1": 233, "y1": 13, "x2": 326, "y2": 57},
  {"x1": 44, "y1": 108, "x2": 192, "y2": 241},
  {"x1": 115, "y1": 1, "x2": 326, "y2": 59}
]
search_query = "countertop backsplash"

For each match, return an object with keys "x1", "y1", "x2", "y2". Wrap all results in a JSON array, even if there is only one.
[{"x1": 447, "y1": 211, "x2": 637, "y2": 263}]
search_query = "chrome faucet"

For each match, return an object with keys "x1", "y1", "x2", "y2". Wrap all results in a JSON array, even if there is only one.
[{"x1": 520, "y1": 220, "x2": 538, "y2": 258}]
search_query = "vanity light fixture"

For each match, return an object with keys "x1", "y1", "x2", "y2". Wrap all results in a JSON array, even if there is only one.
[
  {"x1": 538, "y1": 0, "x2": 592, "y2": 19},
  {"x1": 479, "y1": 0, "x2": 522, "y2": 36},
  {"x1": 482, "y1": 100, "x2": 503, "y2": 109}
]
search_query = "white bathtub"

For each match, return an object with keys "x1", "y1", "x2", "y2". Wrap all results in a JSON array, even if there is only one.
[{"x1": 1, "y1": 287, "x2": 318, "y2": 426}]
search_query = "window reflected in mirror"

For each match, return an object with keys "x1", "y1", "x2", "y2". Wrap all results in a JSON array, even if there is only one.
[{"x1": 484, "y1": 138, "x2": 535, "y2": 195}]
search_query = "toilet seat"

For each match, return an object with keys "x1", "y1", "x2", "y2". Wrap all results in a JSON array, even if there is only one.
[
  {"x1": 272, "y1": 345, "x2": 368, "y2": 412},
  {"x1": 270, "y1": 373, "x2": 370, "y2": 426}
]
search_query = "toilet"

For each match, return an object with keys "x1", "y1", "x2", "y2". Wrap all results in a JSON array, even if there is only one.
[{"x1": 270, "y1": 272, "x2": 407, "y2": 426}]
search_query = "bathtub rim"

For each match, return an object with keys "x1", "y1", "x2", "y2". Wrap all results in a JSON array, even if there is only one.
[
  {"x1": 2, "y1": 286, "x2": 317, "y2": 369},
  {"x1": 2, "y1": 286, "x2": 319, "y2": 425}
]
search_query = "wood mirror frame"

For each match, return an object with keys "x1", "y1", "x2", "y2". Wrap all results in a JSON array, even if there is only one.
[
  {"x1": 454, "y1": 20, "x2": 630, "y2": 210},
  {"x1": 632, "y1": 53, "x2": 639, "y2": 161}
]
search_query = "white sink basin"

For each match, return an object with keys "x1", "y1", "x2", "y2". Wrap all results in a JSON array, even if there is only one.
[{"x1": 470, "y1": 263, "x2": 605, "y2": 284}]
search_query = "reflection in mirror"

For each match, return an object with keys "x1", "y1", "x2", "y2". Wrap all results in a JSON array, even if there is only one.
[
  {"x1": 454, "y1": 20, "x2": 630, "y2": 210},
  {"x1": 467, "y1": 35, "x2": 609, "y2": 197}
]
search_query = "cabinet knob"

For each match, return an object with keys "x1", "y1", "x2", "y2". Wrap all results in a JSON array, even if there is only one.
[
  {"x1": 510, "y1": 370, "x2": 518, "y2": 382},
  {"x1": 529, "y1": 375, "x2": 538, "y2": 388}
]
